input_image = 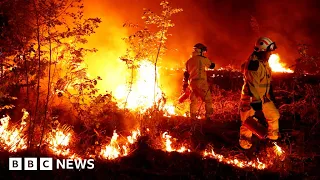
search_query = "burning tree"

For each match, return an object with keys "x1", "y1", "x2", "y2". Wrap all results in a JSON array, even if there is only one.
[
  {"x1": 117, "y1": 1, "x2": 182, "y2": 113},
  {"x1": 0, "y1": 0, "x2": 102, "y2": 151}
]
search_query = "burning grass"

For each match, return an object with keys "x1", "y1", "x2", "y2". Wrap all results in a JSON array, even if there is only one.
[
  {"x1": 0, "y1": 109, "x2": 28, "y2": 153},
  {"x1": 0, "y1": 58, "x2": 318, "y2": 178},
  {"x1": 0, "y1": 94, "x2": 317, "y2": 179},
  {"x1": 0, "y1": 110, "x2": 286, "y2": 171},
  {"x1": 0, "y1": 53, "x2": 318, "y2": 178}
]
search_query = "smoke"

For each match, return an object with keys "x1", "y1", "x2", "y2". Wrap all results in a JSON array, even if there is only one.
[{"x1": 82, "y1": 0, "x2": 320, "y2": 94}]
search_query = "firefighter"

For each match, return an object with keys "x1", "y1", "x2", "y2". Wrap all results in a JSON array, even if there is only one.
[
  {"x1": 182, "y1": 43, "x2": 215, "y2": 124},
  {"x1": 239, "y1": 37, "x2": 280, "y2": 149}
]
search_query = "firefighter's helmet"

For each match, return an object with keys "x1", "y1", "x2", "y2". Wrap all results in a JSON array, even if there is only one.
[
  {"x1": 194, "y1": 43, "x2": 207, "y2": 52},
  {"x1": 254, "y1": 37, "x2": 277, "y2": 52}
]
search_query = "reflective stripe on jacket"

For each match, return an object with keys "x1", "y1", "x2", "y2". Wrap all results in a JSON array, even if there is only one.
[
  {"x1": 186, "y1": 52, "x2": 212, "y2": 82},
  {"x1": 241, "y1": 54, "x2": 272, "y2": 103}
]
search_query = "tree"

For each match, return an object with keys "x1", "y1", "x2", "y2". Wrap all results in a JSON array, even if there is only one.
[
  {"x1": 120, "y1": 1, "x2": 182, "y2": 109},
  {"x1": 0, "y1": 0, "x2": 102, "y2": 151}
]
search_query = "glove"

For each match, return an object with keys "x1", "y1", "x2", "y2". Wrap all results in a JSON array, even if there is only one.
[
  {"x1": 182, "y1": 83, "x2": 188, "y2": 92},
  {"x1": 250, "y1": 102, "x2": 262, "y2": 111},
  {"x1": 183, "y1": 71, "x2": 190, "y2": 92},
  {"x1": 183, "y1": 71, "x2": 190, "y2": 79},
  {"x1": 253, "y1": 110, "x2": 267, "y2": 127},
  {"x1": 254, "y1": 110, "x2": 265, "y2": 119},
  {"x1": 209, "y1": 62, "x2": 215, "y2": 69},
  {"x1": 251, "y1": 102, "x2": 267, "y2": 126}
]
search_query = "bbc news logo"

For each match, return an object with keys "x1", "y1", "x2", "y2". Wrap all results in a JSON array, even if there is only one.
[{"x1": 9, "y1": 157, "x2": 95, "y2": 170}]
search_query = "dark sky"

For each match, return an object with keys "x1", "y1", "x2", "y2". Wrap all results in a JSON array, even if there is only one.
[
  {"x1": 84, "y1": 0, "x2": 320, "y2": 69},
  {"x1": 168, "y1": 0, "x2": 320, "y2": 68}
]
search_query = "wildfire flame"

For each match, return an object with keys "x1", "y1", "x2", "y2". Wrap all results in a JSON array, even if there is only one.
[
  {"x1": 100, "y1": 130, "x2": 121, "y2": 160},
  {"x1": 127, "y1": 129, "x2": 141, "y2": 144},
  {"x1": 0, "y1": 111, "x2": 286, "y2": 171},
  {"x1": 114, "y1": 60, "x2": 164, "y2": 112},
  {"x1": 0, "y1": 109, "x2": 28, "y2": 152},
  {"x1": 0, "y1": 52, "x2": 289, "y2": 171},
  {"x1": 268, "y1": 54, "x2": 293, "y2": 73},
  {"x1": 0, "y1": 122, "x2": 283, "y2": 171},
  {"x1": 100, "y1": 129, "x2": 141, "y2": 160},
  {"x1": 113, "y1": 60, "x2": 178, "y2": 116},
  {"x1": 46, "y1": 130, "x2": 72, "y2": 156},
  {"x1": 203, "y1": 149, "x2": 267, "y2": 170},
  {"x1": 163, "y1": 104, "x2": 177, "y2": 117},
  {"x1": 45, "y1": 129, "x2": 82, "y2": 160},
  {"x1": 272, "y1": 142, "x2": 286, "y2": 161},
  {"x1": 162, "y1": 132, "x2": 190, "y2": 153},
  {"x1": 111, "y1": 54, "x2": 293, "y2": 118}
]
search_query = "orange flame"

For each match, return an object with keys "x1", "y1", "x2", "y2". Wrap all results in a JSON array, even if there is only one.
[
  {"x1": 113, "y1": 60, "x2": 179, "y2": 116},
  {"x1": 43, "y1": 123, "x2": 83, "y2": 159},
  {"x1": 203, "y1": 149, "x2": 267, "y2": 170},
  {"x1": 100, "y1": 130, "x2": 121, "y2": 160},
  {"x1": 127, "y1": 129, "x2": 141, "y2": 144},
  {"x1": 114, "y1": 60, "x2": 164, "y2": 112},
  {"x1": 0, "y1": 109, "x2": 28, "y2": 152},
  {"x1": 268, "y1": 54, "x2": 293, "y2": 73},
  {"x1": 1, "y1": 113, "x2": 287, "y2": 171},
  {"x1": 272, "y1": 142, "x2": 286, "y2": 161},
  {"x1": 100, "y1": 129, "x2": 141, "y2": 160},
  {"x1": 46, "y1": 128, "x2": 73, "y2": 156},
  {"x1": 0, "y1": 108, "x2": 285, "y2": 170},
  {"x1": 162, "y1": 132, "x2": 190, "y2": 153}
]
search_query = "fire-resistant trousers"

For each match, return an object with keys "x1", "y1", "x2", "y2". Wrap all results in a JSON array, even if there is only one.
[
  {"x1": 190, "y1": 79, "x2": 213, "y2": 119},
  {"x1": 239, "y1": 101, "x2": 280, "y2": 149}
]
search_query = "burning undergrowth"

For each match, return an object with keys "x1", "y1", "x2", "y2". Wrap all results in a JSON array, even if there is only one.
[
  {"x1": 0, "y1": 40, "x2": 314, "y2": 179},
  {"x1": 0, "y1": 84, "x2": 317, "y2": 178},
  {"x1": 0, "y1": 106, "x2": 287, "y2": 171}
]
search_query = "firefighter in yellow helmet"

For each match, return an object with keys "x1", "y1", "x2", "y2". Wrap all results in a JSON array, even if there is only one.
[
  {"x1": 239, "y1": 37, "x2": 280, "y2": 149},
  {"x1": 182, "y1": 43, "x2": 215, "y2": 124}
]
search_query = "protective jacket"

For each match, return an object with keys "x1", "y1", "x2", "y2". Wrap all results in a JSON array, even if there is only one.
[
  {"x1": 241, "y1": 53, "x2": 272, "y2": 106},
  {"x1": 239, "y1": 52, "x2": 280, "y2": 149},
  {"x1": 184, "y1": 51, "x2": 215, "y2": 119},
  {"x1": 185, "y1": 52, "x2": 215, "y2": 83}
]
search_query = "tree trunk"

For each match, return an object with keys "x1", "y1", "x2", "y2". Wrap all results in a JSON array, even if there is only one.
[
  {"x1": 39, "y1": 27, "x2": 52, "y2": 152},
  {"x1": 29, "y1": 0, "x2": 41, "y2": 152}
]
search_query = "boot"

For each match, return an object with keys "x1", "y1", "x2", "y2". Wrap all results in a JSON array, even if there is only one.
[{"x1": 239, "y1": 136, "x2": 252, "y2": 150}]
